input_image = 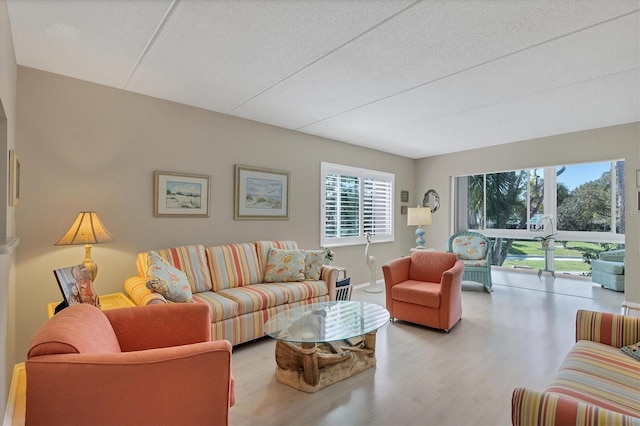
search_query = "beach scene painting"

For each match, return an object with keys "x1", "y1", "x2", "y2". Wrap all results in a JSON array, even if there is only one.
[
  {"x1": 235, "y1": 165, "x2": 289, "y2": 220},
  {"x1": 166, "y1": 180, "x2": 202, "y2": 209},
  {"x1": 154, "y1": 171, "x2": 210, "y2": 217},
  {"x1": 245, "y1": 177, "x2": 282, "y2": 209}
]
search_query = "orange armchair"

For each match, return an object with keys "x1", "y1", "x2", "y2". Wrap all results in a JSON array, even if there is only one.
[
  {"x1": 26, "y1": 303, "x2": 235, "y2": 425},
  {"x1": 382, "y1": 251, "x2": 464, "y2": 332}
]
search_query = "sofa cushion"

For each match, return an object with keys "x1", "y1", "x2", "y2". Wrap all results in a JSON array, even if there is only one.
[
  {"x1": 256, "y1": 240, "x2": 298, "y2": 275},
  {"x1": 137, "y1": 245, "x2": 212, "y2": 293},
  {"x1": 207, "y1": 243, "x2": 263, "y2": 291},
  {"x1": 263, "y1": 248, "x2": 306, "y2": 282},
  {"x1": 272, "y1": 280, "x2": 329, "y2": 303},
  {"x1": 304, "y1": 250, "x2": 326, "y2": 280},
  {"x1": 192, "y1": 291, "x2": 239, "y2": 322},
  {"x1": 621, "y1": 342, "x2": 640, "y2": 361},
  {"x1": 545, "y1": 340, "x2": 640, "y2": 418},
  {"x1": 216, "y1": 284, "x2": 289, "y2": 315},
  {"x1": 591, "y1": 259, "x2": 624, "y2": 275},
  {"x1": 28, "y1": 304, "x2": 121, "y2": 358},
  {"x1": 460, "y1": 259, "x2": 488, "y2": 267},
  {"x1": 451, "y1": 235, "x2": 488, "y2": 260},
  {"x1": 145, "y1": 251, "x2": 194, "y2": 303},
  {"x1": 391, "y1": 281, "x2": 441, "y2": 308}
]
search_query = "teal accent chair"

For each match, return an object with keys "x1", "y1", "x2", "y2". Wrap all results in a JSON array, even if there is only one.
[
  {"x1": 447, "y1": 231, "x2": 493, "y2": 292},
  {"x1": 591, "y1": 249, "x2": 625, "y2": 292}
]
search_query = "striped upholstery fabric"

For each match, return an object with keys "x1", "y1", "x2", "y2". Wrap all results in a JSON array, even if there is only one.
[
  {"x1": 192, "y1": 291, "x2": 238, "y2": 322},
  {"x1": 576, "y1": 310, "x2": 640, "y2": 348},
  {"x1": 256, "y1": 240, "x2": 298, "y2": 275},
  {"x1": 211, "y1": 311, "x2": 273, "y2": 345},
  {"x1": 512, "y1": 310, "x2": 640, "y2": 426},
  {"x1": 137, "y1": 245, "x2": 213, "y2": 293},
  {"x1": 511, "y1": 387, "x2": 639, "y2": 426},
  {"x1": 217, "y1": 284, "x2": 289, "y2": 315},
  {"x1": 206, "y1": 243, "x2": 262, "y2": 291},
  {"x1": 272, "y1": 280, "x2": 329, "y2": 303},
  {"x1": 545, "y1": 340, "x2": 640, "y2": 418},
  {"x1": 124, "y1": 276, "x2": 167, "y2": 305}
]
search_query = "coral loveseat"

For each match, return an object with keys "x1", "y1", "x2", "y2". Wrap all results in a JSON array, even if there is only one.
[
  {"x1": 26, "y1": 303, "x2": 234, "y2": 425},
  {"x1": 125, "y1": 240, "x2": 339, "y2": 345},
  {"x1": 512, "y1": 310, "x2": 640, "y2": 425}
]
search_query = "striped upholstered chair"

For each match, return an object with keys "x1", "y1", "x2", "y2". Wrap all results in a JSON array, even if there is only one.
[{"x1": 447, "y1": 231, "x2": 493, "y2": 292}]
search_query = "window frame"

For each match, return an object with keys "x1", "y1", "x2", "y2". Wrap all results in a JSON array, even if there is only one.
[
  {"x1": 454, "y1": 160, "x2": 625, "y2": 244},
  {"x1": 321, "y1": 162, "x2": 394, "y2": 247}
]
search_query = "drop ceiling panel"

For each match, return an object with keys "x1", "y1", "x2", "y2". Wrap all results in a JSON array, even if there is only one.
[
  {"x1": 300, "y1": 13, "x2": 640, "y2": 146},
  {"x1": 355, "y1": 70, "x2": 639, "y2": 158},
  {"x1": 125, "y1": 0, "x2": 413, "y2": 113},
  {"x1": 231, "y1": 1, "x2": 639, "y2": 130},
  {"x1": 7, "y1": 0, "x2": 173, "y2": 88}
]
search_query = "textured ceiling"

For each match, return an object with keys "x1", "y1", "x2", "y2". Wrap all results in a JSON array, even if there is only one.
[{"x1": 7, "y1": 0, "x2": 640, "y2": 159}]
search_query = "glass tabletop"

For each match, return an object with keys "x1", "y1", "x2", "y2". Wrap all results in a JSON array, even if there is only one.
[{"x1": 264, "y1": 301, "x2": 390, "y2": 344}]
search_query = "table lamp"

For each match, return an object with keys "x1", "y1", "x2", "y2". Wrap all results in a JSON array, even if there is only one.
[
  {"x1": 407, "y1": 207, "x2": 431, "y2": 249},
  {"x1": 54, "y1": 211, "x2": 114, "y2": 281}
]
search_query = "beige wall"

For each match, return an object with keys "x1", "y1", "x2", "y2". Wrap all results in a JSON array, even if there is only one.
[
  {"x1": 0, "y1": 0, "x2": 17, "y2": 415},
  {"x1": 14, "y1": 67, "x2": 416, "y2": 361},
  {"x1": 11, "y1": 63, "x2": 640, "y2": 377},
  {"x1": 416, "y1": 123, "x2": 640, "y2": 302}
]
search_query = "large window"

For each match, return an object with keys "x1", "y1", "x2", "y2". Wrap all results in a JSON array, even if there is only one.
[
  {"x1": 455, "y1": 160, "x2": 625, "y2": 266},
  {"x1": 321, "y1": 162, "x2": 394, "y2": 247}
]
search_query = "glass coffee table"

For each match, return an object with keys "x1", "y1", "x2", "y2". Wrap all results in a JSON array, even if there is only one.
[{"x1": 264, "y1": 300, "x2": 389, "y2": 392}]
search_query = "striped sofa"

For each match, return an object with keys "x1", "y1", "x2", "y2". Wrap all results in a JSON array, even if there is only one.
[
  {"x1": 512, "y1": 310, "x2": 640, "y2": 425},
  {"x1": 124, "y1": 240, "x2": 339, "y2": 346}
]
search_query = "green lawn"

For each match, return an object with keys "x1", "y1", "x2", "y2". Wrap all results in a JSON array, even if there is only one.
[{"x1": 499, "y1": 240, "x2": 609, "y2": 275}]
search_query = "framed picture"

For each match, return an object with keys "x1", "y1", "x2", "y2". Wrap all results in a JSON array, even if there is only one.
[
  {"x1": 53, "y1": 264, "x2": 99, "y2": 307},
  {"x1": 400, "y1": 190, "x2": 409, "y2": 203},
  {"x1": 235, "y1": 164, "x2": 290, "y2": 220},
  {"x1": 154, "y1": 171, "x2": 210, "y2": 217},
  {"x1": 401, "y1": 205, "x2": 408, "y2": 215},
  {"x1": 9, "y1": 149, "x2": 20, "y2": 206}
]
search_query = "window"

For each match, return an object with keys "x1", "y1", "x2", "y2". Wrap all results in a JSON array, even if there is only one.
[
  {"x1": 454, "y1": 160, "x2": 625, "y2": 268},
  {"x1": 321, "y1": 162, "x2": 394, "y2": 247}
]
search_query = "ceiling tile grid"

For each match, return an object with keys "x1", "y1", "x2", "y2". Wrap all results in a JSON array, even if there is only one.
[{"x1": 6, "y1": 0, "x2": 640, "y2": 158}]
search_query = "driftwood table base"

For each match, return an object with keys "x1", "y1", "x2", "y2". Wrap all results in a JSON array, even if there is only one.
[{"x1": 274, "y1": 332, "x2": 377, "y2": 393}]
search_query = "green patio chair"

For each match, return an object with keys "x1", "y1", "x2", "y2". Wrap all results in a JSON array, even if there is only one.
[{"x1": 447, "y1": 231, "x2": 493, "y2": 292}]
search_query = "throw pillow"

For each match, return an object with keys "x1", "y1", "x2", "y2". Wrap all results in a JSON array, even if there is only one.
[
  {"x1": 304, "y1": 250, "x2": 326, "y2": 280},
  {"x1": 145, "y1": 251, "x2": 193, "y2": 303},
  {"x1": 264, "y1": 248, "x2": 305, "y2": 282},
  {"x1": 621, "y1": 342, "x2": 640, "y2": 361}
]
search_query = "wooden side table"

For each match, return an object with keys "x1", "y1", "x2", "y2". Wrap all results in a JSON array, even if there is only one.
[
  {"x1": 47, "y1": 292, "x2": 135, "y2": 319},
  {"x1": 3, "y1": 363, "x2": 25, "y2": 426}
]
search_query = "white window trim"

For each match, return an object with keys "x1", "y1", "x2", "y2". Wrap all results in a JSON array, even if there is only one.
[{"x1": 321, "y1": 162, "x2": 394, "y2": 247}]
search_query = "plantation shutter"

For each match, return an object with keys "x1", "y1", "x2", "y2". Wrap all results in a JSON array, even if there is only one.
[{"x1": 321, "y1": 162, "x2": 394, "y2": 247}]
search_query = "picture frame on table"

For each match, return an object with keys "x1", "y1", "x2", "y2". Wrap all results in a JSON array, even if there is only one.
[
  {"x1": 154, "y1": 171, "x2": 210, "y2": 217},
  {"x1": 235, "y1": 164, "x2": 290, "y2": 220},
  {"x1": 53, "y1": 264, "x2": 100, "y2": 308}
]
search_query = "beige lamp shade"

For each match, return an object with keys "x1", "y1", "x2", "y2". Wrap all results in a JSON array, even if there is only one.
[
  {"x1": 55, "y1": 212, "x2": 114, "y2": 246},
  {"x1": 407, "y1": 207, "x2": 432, "y2": 226},
  {"x1": 55, "y1": 212, "x2": 114, "y2": 282}
]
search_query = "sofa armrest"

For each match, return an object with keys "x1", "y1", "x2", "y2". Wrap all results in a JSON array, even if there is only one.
[
  {"x1": 575, "y1": 310, "x2": 640, "y2": 348},
  {"x1": 320, "y1": 265, "x2": 339, "y2": 301},
  {"x1": 511, "y1": 387, "x2": 639, "y2": 426},
  {"x1": 26, "y1": 341, "x2": 234, "y2": 425},
  {"x1": 382, "y1": 257, "x2": 411, "y2": 288},
  {"x1": 124, "y1": 275, "x2": 167, "y2": 306},
  {"x1": 104, "y1": 303, "x2": 212, "y2": 351},
  {"x1": 598, "y1": 249, "x2": 625, "y2": 262}
]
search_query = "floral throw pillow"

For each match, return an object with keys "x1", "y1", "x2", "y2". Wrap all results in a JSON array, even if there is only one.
[
  {"x1": 145, "y1": 251, "x2": 193, "y2": 303},
  {"x1": 264, "y1": 248, "x2": 306, "y2": 282},
  {"x1": 304, "y1": 250, "x2": 326, "y2": 280},
  {"x1": 621, "y1": 342, "x2": 640, "y2": 361}
]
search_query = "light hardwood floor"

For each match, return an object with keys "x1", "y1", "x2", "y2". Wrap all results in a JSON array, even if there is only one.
[{"x1": 229, "y1": 269, "x2": 625, "y2": 426}]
